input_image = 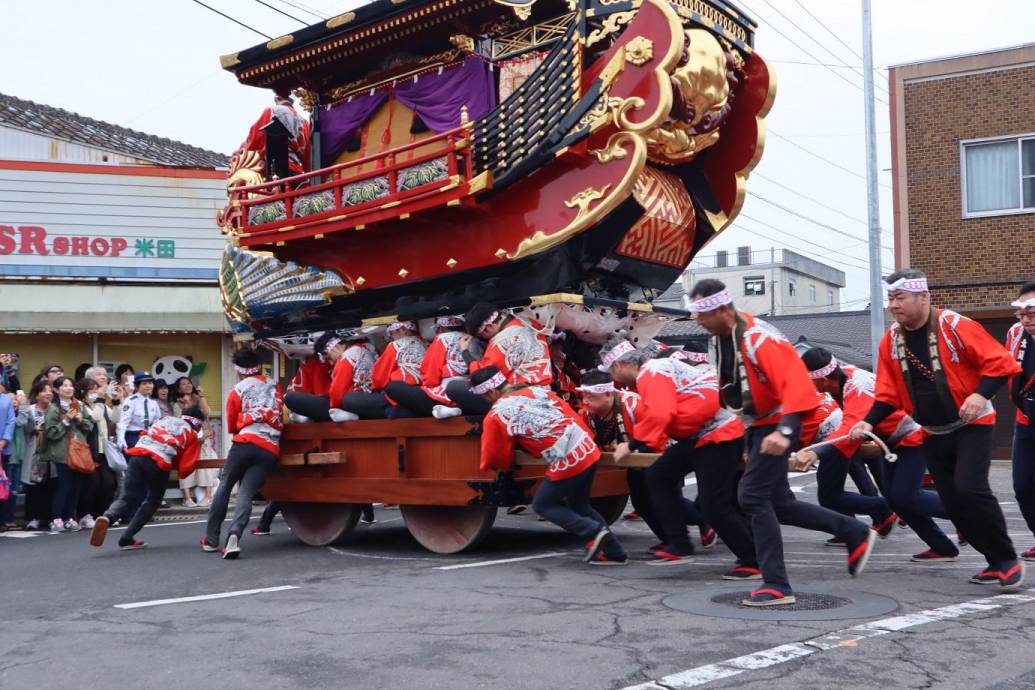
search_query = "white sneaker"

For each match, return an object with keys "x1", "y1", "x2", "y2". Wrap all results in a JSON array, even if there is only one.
[
  {"x1": 65, "y1": 520, "x2": 81, "y2": 532},
  {"x1": 432, "y1": 405, "x2": 463, "y2": 419},
  {"x1": 222, "y1": 534, "x2": 241, "y2": 560},
  {"x1": 183, "y1": 498, "x2": 198, "y2": 508},
  {"x1": 81, "y1": 515, "x2": 96, "y2": 529},
  {"x1": 49, "y1": 520, "x2": 65, "y2": 534},
  {"x1": 25, "y1": 519, "x2": 40, "y2": 530},
  {"x1": 329, "y1": 408, "x2": 359, "y2": 422}
]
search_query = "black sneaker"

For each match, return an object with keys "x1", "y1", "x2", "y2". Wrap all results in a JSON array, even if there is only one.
[
  {"x1": 646, "y1": 549, "x2": 694, "y2": 566},
  {"x1": 742, "y1": 586, "x2": 796, "y2": 607},
  {"x1": 847, "y1": 529, "x2": 877, "y2": 577},
  {"x1": 911, "y1": 549, "x2": 958, "y2": 562},
  {"x1": 118, "y1": 540, "x2": 147, "y2": 551},
  {"x1": 584, "y1": 528, "x2": 612, "y2": 563},
  {"x1": 825, "y1": 537, "x2": 845, "y2": 547},
  {"x1": 873, "y1": 512, "x2": 898, "y2": 539},
  {"x1": 995, "y1": 560, "x2": 1025, "y2": 591},
  {"x1": 970, "y1": 568, "x2": 1000, "y2": 585},
  {"x1": 588, "y1": 552, "x2": 628, "y2": 566},
  {"x1": 1021, "y1": 547, "x2": 1035, "y2": 562},
  {"x1": 699, "y1": 526, "x2": 718, "y2": 550},
  {"x1": 506, "y1": 505, "x2": 527, "y2": 516},
  {"x1": 251, "y1": 527, "x2": 271, "y2": 536}
]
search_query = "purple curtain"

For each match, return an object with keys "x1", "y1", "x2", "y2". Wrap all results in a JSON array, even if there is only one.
[{"x1": 320, "y1": 57, "x2": 496, "y2": 163}]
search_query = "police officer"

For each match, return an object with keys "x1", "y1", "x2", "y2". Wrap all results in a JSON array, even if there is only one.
[{"x1": 117, "y1": 372, "x2": 161, "y2": 450}]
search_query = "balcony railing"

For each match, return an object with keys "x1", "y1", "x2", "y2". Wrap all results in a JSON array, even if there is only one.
[{"x1": 228, "y1": 127, "x2": 475, "y2": 244}]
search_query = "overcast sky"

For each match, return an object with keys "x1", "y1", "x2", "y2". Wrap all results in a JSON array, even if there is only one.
[{"x1": 2, "y1": 0, "x2": 1033, "y2": 306}]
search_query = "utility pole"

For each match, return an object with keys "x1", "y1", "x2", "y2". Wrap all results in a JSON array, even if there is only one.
[{"x1": 862, "y1": 0, "x2": 883, "y2": 370}]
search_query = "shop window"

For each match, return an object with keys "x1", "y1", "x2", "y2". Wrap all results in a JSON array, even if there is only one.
[
  {"x1": 809, "y1": 284, "x2": 817, "y2": 304},
  {"x1": 962, "y1": 135, "x2": 1035, "y2": 216}
]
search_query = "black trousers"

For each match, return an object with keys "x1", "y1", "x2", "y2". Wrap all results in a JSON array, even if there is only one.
[
  {"x1": 24, "y1": 479, "x2": 54, "y2": 525},
  {"x1": 647, "y1": 438, "x2": 756, "y2": 564},
  {"x1": 924, "y1": 425, "x2": 1016, "y2": 566},
  {"x1": 815, "y1": 447, "x2": 892, "y2": 522},
  {"x1": 104, "y1": 456, "x2": 168, "y2": 546},
  {"x1": 385, "y1": 382, "x2": 437, "y2": 417},
  {"x1": 445, "y1": 380, "x2": 491, "y2": 416},
  {"x1": 847, "y1": 458, "x2": 882, "y2": 497},
  {"x1": 206, "y1": 442, "x2": 278, "y2": 544},
  {"x1": 739, "y1": 425, "x2": 868, "y2": 588},
  {"x1": 284, "y1": 392, "x2": 332, "y2": 422},
  {"x1": 77, "y1": 460, "x2": 118, "y2": 520},
  {"x1": 257, "y1": 501, "x2": 281, "y2": 531}
]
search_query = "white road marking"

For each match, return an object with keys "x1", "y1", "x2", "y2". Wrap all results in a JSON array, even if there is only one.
[
  {"x1": 621, "y1": 589, "x2": 1035, "y2": 689},
  {"x1": 327, "y1": 547, "x2": 432, "y2": 561},
  {"x1": 433, "y1": 552, "x2": 564, "y2": 571},
  {"x1": 0, "y1": 531, "x2": 48, "y2": 539},
  {"x1": 114, "y1": 585, "x2": 299, "y2": 610}
]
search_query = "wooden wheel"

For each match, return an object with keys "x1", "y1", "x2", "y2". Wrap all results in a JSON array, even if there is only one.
[
  {"x1": 400, "y1": 505, "x2": 497, "y2": 554},
  {"x1": 281, "y1": 502, "x2": 362, "y2": 546},
  {"x1": 591, "y1": 494, "x2": 629, "y2": 525}
]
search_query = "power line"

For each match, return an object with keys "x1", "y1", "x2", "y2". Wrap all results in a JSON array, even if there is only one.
[
  {"x1": 188, "y1": 0, "x2": 272, "y2": 39},
  {"x1": 757, "y1": 0, "x2": 889, "y2": 97},
  {"x1": 737, "y1": 0, "x2": 888, "y2": 105},
  {"x1": 752, "y1": 172, "x2": 888, "y2": 230},
  {"x1": 272, "y1": 0, "x2": 326, "y2": 20},
  {"x1": 747, "y1": 193, "x2": 894, "y2": 246},
  {"x1": 732, "y1": 217, "x2": 872, "y2": 272},
  {"x1": 767, "y1": 128, "x2": 893, "y2": 190},
  {"x1": 251, "y1": 0, "x2": 308, "y2": 25},
  {"x1": 771, "y1": 59, "x2": 873, "y2": 69},
  {"x1": 791, "y1": 0, "x2": 888, "y2": 88}
]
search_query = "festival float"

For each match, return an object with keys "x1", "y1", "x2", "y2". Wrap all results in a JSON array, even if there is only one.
[{"x1": 214, "y1": 0, "x2": 775, "y2": 553}]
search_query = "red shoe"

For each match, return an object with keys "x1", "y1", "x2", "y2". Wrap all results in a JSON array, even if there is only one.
[
  {"x1": 699, "y1": 526, "x2": 718, "y2": 550},
  {"x1": 1021, "y1": 547, "x2": 1035, "y2": 562},
  {"x1": 722, "y1": 565, "x2": 762, "y2": 580},
  {"x1": 588, "y1": 552, "x2": 628, "y2": 566},
  {"x1": 646, "y1": 542, "x2": 665, "y2": 555},
  {"x1": 742, "y1": 587, "x2": 796, "y2": 607},
  {"x1": 922, "y1": 472, "x2": 935, "y2": 488},
  {"x1": 872, "y1": 513, "x2": 898, "y2": 539},
  {"x1": 200, "y1": 537, "x2": 219, "y2": 553},
  {"x1": 847, "y1": 530, "x2": 876, "y2": 577},
  {"x1": 646, "y1": 549, "x2": 694, "y2": 566},
  {"x1": 911, "y1": 549, "x2": 958, "y2": 562},
  {"x1": 251, "y1": 527, "x2": 271, "y2": 536},
  {"x1": 118, "y1": 540, "x2": 147, "y2": 551},
  {"x1": 623, "y1": 511, "x2": 643, "y2": 521}
]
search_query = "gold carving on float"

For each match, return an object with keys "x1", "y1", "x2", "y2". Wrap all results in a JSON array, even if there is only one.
[
  {"x1": 326, "y1": 11, "x2": 356, "y2": 29},
  {"x1": 398, "y1": 268, "x2": 409, "y2": 278},
  {"x1": 588, "y1": 136, "x2": 630, "y2": 163},
  {"x1": 625, "y1": 36, "x2": 654, "y2": 66},
  {"x1": 617, "y1": 0, "x2": 686, "y2": 134},
  {"x1": 646, "y1": 29, "x2": 729, "y2": 164},
  {"x1": 506, "y1": 131, "x2": 647, "y2": 260},
  {"x1": 586, "y1": 11, "x2": 635, "y2": 48},
  {"x1": 446, "y1": 258, "x2": 458, "y2": 268},
  {"x1": 293, "y1": 88, "x2": 317, "y2": 112},
  {"x1": 219, "y1": 52, "x2": 240, "y2": 68},
  {"x1": 217, "y1": 149, "x2": 266, "y2": 232},
  {"x1": 490, "y1": 12, "x2": 575, "y2": 60},
  {"x1": 356, "y1": 277, "x2": 366, "y2": 286},
  {"x1": 565, "y1": 185, "x2": 613, "y2": 224},
  {"x1": 669, "y1": 0, "x2": 749, "y2": 45},
  {"x1": 450, "y1": 34, "x2": 476, "y2": 53},
  {"x1": 495, "y1": 0, "x2": 536, "y2": 21},
  {"x1": 266, "y1": 35, "x2": 294, "y2": 50}
]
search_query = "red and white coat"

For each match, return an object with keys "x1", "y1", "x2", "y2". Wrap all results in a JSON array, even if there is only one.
[
  {"x1": 581, "y1": 390, "x2": 642, "y2": 447},
  {"x1": 481, "y1": 387, "x2": 599, "y2": 481},
  {"x1": 328, "y1": 343, "x2": 375, "y2": 404},
  {"x1": 291, "y1": 356, "x2": 331, "y2": 396},
  {"x1": 798, "y1": 392, "x2": 844, "y2": 448},
  {"x1": 226, "y1": 375, "x2": 284, "y2": 457},
  {"x1": 126, "y1": 416, "x2": 201, "y2": 477},
  {"x1": 420, "y1": 331, "x2": 468, "y2": 406},
  {"x1": 1007, "y1": 322, "x2": 1033, "y2": 426},
  {"x1": 875, "y1": 309, "x2": 1021, "y2": 426},
  {"x1": 633, "y1": 358, "x2": 743, "y2": 451},
  {"x1": 372, "y1": 335, "x2": 427, "y2": 390},
  {"x1": 242, "y1": 102, "x2": 312, "y2": 176},
  {"x1": 734, "y1": 312, "x2": 819, "y2": 427},
  {"x1": 470, "y1": 319, "x2": 553, "y2": 387},
  {"x1": 823, "y1": 364, "x2": 922, "y2": 458}
]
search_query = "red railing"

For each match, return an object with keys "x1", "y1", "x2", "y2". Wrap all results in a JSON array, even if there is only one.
[{"x1": 231, "y1": 127, "x2": 474, "y2": 239}]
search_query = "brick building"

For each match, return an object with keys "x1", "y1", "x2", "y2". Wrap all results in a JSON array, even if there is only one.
[{"x1": 890, "y1": 43, "x2": 1035, "y2": 456}]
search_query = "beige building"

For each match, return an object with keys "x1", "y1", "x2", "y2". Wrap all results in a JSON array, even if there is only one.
[{"x1": 676, "y1": 246, "x2": 845, "y2": 316}]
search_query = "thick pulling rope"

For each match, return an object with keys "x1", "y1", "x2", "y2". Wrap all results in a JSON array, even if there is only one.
[{"x1": 794, "y1": 431, "x2": 898, "y2": 463}]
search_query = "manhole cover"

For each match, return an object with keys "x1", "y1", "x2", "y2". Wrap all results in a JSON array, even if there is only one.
[
  {"x1": 710, "y1": 592, "x2": 852, "y2": 611},
  {"x1": 664, "y1": 587, "x2": 898, "y2": 621}
]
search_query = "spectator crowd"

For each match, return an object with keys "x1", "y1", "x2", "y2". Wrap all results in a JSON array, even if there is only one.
[{"x1": 0, "y1": 355, "x2": 219, "y2": 533}]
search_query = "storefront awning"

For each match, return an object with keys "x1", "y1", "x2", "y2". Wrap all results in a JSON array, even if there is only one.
[{"x1": 0, "y1": 283, "x2": 227, "y2": 334}]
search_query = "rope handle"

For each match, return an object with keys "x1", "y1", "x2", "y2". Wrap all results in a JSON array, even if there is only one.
[{"x1": 792, "y1": 431, "x2": 898, "y2": 465}]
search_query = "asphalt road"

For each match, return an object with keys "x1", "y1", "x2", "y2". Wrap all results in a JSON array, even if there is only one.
[{"x1": 2, "y1": 465, "x2": 1034, "y2": 690}]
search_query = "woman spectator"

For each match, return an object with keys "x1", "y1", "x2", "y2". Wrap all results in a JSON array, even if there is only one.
[
  {"x1": 153, "y1": 381, "x2": 174, "y2": 418},
  {"x1": 75, "y1": 378, "x2": 117, "y2": 530},
  {"x1": 173, "y1": 376, "x2": 216, "y2": 506},
  {"x1": 0, "y1": 384, "x2": 16, "y2": 531},
  {"x1": 16, "y1": 381, "x2": 53, "y2": 529},
  {"x1": 40, "y1": 376, "x2": 93, "y2": 533},
  {"x1": 38, "y1": 362, "x2": 65, "y2": 385},
  {"x1": 114, "y1": 364, "x2": 135, "y2": 388}
]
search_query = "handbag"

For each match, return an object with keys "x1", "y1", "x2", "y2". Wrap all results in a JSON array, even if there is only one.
[
  {"x1": 66, "y1": 427, "x2": 95, "y2": 474},
  {"x1": 104, "y1": 439, "x2": 127, "y2": 472},
  {"x1": 0, "y1": 465, "x2": 9, "y2": 501}
]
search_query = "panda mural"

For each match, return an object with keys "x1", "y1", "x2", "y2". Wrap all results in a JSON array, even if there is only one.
[{"x1": 152, "y1": 355, "x2": 194, "y2": 385}]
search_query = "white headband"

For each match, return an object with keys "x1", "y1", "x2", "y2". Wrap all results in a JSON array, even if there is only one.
[
  {"x1": 577, "y1": 382, "x2": 615, "y2": 395},
  {"x1": 234, "y1": 365, "x2": 261, "y2": 376},
  {"x1": 318, "y1": 337, "x2": 343, "y2": 361},
  {"x1": 807, "y1": 359, "x2": 838, "y2": 379},
  {"x1": 687, "y1": 288, "x2": 733, "y2": 313},
  {"x1": 435, "y1": 316, "x2": 464, "y2": 328},
  {"x1": 181, "y1": 415, "x2": 203, "y2": 430},
  {"x1": 882, "y1": 276, "x2": 928, "y2": 293},
  {"x1": 675, "y1": 350, "x2": 709, "y2": 364},
  {"x1": 478, "y1": 311, "x2": 501, "y2": 334},
  {"x1": 599, "y1": 340, "x2": 636, "y2": 370},
  {"x1": 1011, "y1": 297, "x2": 1035, "y2": 310},
  {"x1": 387, "y1": 321, "x2": 416, "y2": 335},
  {"x1": 471, "y1": 371, "x2": 506, "y2": 395}
]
